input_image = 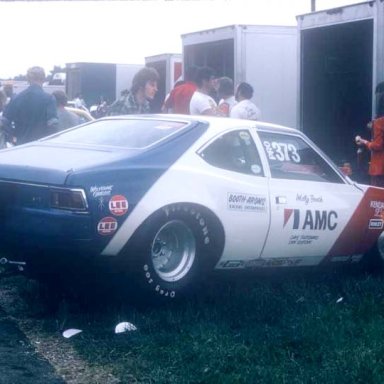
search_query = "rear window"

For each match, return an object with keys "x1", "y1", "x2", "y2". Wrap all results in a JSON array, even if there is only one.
[{"x1": 47, "y1": 119, "x2": 188, "y2": 149}]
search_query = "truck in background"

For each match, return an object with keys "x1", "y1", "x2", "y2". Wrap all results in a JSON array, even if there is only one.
[
  {"x1": 297, "y1": 0, "x2": 384, "y2": 181},
  {"x1": 66, "y1": 62, "x2": 142, "y2": 107},
  {"x1": 145, "y1": 53, "x2": 182, "y2": 112},
  {"x1": 181, "y1": 24, "x2": 297, "y2": 127}
]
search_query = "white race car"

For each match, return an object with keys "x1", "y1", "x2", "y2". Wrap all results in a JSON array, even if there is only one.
[{"x1": 0, "y1": 115, "x2": 383, "y2": 300}]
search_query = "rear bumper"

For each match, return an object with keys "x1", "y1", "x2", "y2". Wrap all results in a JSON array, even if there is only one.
[{"x1": 1, "y1": 207, "x2": 101, "y2": 263}]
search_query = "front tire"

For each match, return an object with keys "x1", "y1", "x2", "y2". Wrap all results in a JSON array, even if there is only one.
[
  {"x1": 127, "y1": 204, "x2": 223, "y2": 301},
  {"x1": 361, "y1": 231, "x2": 384, "y2": 273}
]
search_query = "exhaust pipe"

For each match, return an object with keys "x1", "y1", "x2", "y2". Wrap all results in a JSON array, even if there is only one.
[{"x1": 0, "y1": 257, "x2": 26, "y2": 271}]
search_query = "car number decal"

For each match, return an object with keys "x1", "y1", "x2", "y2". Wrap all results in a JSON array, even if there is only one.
[{"x1": 263, "y1": 140, "x2": 301, "y2": 163}]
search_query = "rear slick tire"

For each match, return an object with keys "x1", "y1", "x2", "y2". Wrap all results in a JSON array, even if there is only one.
[{"x1": 130, "y1": 204, "x2": 222, "y2": 301}]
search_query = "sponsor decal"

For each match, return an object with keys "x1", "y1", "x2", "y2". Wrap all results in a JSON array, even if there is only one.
[
  {"x1": 98, "y1": 197, "x2": 105, "y2": 210},
  {"x1": 288, "y1": 234, "x2": 319, "y2": 245},
  {"x1": 246, "y1": 258, "x2": 302, "y2": 268},
  {"x1": 327, "y1": 188, "x2": 384, "y2": 258},
  {"x1": 369, "y1": 219, "x2": 384, "y2": 229},
  {"x1": 227, "y1": 193, "x2": 267, "y2": 212},
  {"x1": 90, "y1": 185, "x2": 113, "y2": 198},
  {"x1": 219, "y1": 260, "x2": 245, "y2": 269},
  {"x1": 251, "y1": 164, "x2": 262, "y2": 175},
  {"x1": 97, "y1": 217, "x2": 118, "y2": 235},
  {"x1": 296, "y1": 194, "x2": 323, "y2": 205},
  {"x1": 370, "y1": 200, "x2": 384, "y2": 218},
  {"x1": 239, "y1": 131, "x2": 251, "y2": 143},
  {"x1": 284, "y1": 209, "x2": 337, "y2": 230},
  {"x1": 109, "y1": 195, "x2": 129, "y2": 216},
  {"x1": 330, "y1": 255, "x2": 363, "y2": 263}
]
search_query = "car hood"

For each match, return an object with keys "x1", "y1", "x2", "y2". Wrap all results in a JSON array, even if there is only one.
[{"x1": 0, "y1": 142, "x2": 133, "y2": 185}]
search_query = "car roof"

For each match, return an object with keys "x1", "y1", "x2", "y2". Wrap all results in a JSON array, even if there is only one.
[{"x1": 102, "y1": 114, "x2": 301, "y2": 136}]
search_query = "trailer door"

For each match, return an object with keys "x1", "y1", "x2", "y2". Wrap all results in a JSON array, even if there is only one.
[{"x1": 301, "y1": 19, "x2": 373, "y2": 183}]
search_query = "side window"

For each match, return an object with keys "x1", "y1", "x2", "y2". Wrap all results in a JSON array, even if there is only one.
[
  {"x1": 199, "y1": 130, "x2": 264, "y2": 176},
  {"x1": 259, "y1": 132, "x2": 344, "y2": 183}
]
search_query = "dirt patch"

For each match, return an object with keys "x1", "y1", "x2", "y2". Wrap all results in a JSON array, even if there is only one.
[
  {"x1": 0, "y1": 274, "x2": 121, "y2": 384},
  {"x1": 0, "y1": 306, "x2": 64, "y2": 384}
]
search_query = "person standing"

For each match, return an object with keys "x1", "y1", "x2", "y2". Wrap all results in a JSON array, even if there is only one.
[
  {"x1": 52, "y1": 90, "x2": 81, "y2": 131},
  {"x1": 230, "y1": 82, "x2": 261, "y2": 121},
  {"x1": 108, "y1": 67, "x2": 159, "y2": 116},
  {"x1": 217, "y1": 76, "x2": 236, "y2": 117},
  {"x1": 355, "y1": 85, "x2": 384, "y2": 187},
  {"x1": 162, "y1": 66, "x2": 198, "y2": 114},
  {"x1": 189, "y1": 66, "x2": 218, "y2": 116},
  {"x1": 1, "y1": 66, "x2": 58, "y2": 145}
]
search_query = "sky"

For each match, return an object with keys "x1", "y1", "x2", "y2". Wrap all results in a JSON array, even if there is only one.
[{"x1": 0, "y1": 0, "x2": 366, "y2": 79}]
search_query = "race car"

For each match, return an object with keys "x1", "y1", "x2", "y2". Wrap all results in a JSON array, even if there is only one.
[{"x1": 0, "y1": 115, "x2": 383, "y2": 300}]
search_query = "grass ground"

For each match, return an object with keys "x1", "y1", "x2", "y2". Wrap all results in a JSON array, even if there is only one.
[{"x1": 1, "y1": 266, "x2": 384, "y2": 383}]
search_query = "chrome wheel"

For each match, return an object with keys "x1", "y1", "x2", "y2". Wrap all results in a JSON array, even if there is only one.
[{"x1": 151, "y1": 220, "x2": 196, "y2": 282}]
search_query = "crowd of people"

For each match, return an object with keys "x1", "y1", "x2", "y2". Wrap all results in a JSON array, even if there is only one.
[{"x1": 0, "y1": 64, "x2": 262, "y2": 149}]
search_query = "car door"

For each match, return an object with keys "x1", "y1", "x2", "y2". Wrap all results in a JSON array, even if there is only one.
[
  {"x1": 197, "y1": 128, "x2": 271, "y2": 266},
  {"x1": 256, "y1": 130, "x2": 367, "y2": 267}
]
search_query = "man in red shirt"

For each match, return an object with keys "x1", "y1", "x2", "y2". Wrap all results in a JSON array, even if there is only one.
[{"x1": 163, "y1": 66, "x2": 198, "y2": 114}]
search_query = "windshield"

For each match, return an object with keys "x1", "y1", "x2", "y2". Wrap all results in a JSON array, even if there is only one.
[{"x1": 47, "y1": 119, "x2": 189, "y2": 149}]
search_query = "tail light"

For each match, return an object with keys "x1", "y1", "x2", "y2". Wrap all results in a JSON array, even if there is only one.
[{"x1": 50, "y1": 188, "x2": 88, "y2": 211}]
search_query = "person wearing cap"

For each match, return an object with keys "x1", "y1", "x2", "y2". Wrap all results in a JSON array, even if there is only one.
[
  {"x1": 1, "y1": 66, "x2": 58, "y2": 145},
  {"x1": 108, "y1": 66, "x2": 159, "y2": 116},
  {"x1": 189, "y1": 66, "x2": 219, "y2": 116}
]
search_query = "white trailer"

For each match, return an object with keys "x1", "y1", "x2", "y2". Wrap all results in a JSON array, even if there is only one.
[
  {"x1": 297, "y1": 0, "x2": 384, "y2": 182},
  {"x1": 182, "y1": 24, "x2": 297, "y2": 128},
  {"x1": 145, "y1": 53, "x2": 182, "y2": 112}
]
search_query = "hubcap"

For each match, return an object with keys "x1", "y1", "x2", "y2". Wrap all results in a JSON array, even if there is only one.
[{"x1": 151, "y1": 220, "x2": 196, "y2": 282}]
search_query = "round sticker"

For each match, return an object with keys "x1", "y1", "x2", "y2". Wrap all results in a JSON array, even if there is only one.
[
  {"x1": 109, "y1": 195, "x2": 129, "y2": 216},
  {"x1": 97, "y1": 217, "x2": 118, "y2": 236},
  {"x1": 251, "y1": 164, "x2": 262, "y2": 175}
]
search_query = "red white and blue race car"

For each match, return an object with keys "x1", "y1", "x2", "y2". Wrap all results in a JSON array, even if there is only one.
[{"x1": 0, "y1": 115, "x2": 383, "y2": 300}]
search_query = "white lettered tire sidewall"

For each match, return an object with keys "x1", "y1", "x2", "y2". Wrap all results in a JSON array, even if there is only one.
[{"x1": 131, "y1": 204, "x2": 222, "y2": 300}]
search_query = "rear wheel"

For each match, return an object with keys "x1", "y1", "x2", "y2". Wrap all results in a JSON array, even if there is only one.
[{"x1": 126, "y1": 204, "x2": 223, "y2": 301}]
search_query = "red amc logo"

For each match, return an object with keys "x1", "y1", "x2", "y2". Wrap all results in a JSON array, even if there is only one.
[
  {"x1": 97, "y1": 217, "x2": 118, "y2": 235},
  {"x1": 109, "y1": 195, "x2": 129, "y2": 216}
]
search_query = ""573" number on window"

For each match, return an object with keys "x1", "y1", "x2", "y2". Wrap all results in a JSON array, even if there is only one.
[{"x1": 263, "y1": 141, "x2": 301, "y2": 163}]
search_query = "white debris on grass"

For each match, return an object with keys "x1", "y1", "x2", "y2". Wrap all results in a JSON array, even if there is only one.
[
  {"x1": 63, "y1": 329, "x2": 83, "y2": 338},
  {"x1": 115, "y1": 322, "x2": 137, "y2": 334}
]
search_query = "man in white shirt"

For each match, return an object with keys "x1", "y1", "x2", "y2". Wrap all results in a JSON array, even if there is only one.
[
  {"x1": 230, "y1": 82, "x2": 261, "y2": 121},
  {"x1": 189, "y1": 66, "x2": 218, "y2": 116}
]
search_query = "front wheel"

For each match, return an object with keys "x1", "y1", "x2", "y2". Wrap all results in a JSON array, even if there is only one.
[
  {"x1": 126, "y1": 204, "x2": 223, "y2": 301},
  {"x1": 361, "y1": 231, "x2": 384, "y2": 273}
]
